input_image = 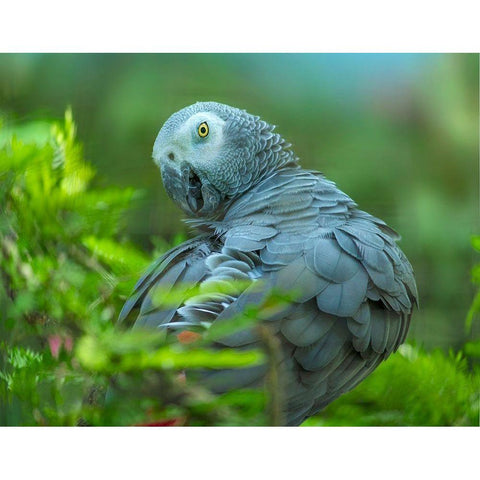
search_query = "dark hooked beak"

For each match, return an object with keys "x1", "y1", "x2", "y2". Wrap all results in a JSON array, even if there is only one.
[
  {"x1": 185, "y1": 168, "x2": 204, "y2": 213},
  {"x1": 160, "y1": 163, "x2": 223, "y2": 217}
]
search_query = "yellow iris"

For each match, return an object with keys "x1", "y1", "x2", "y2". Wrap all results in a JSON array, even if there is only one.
[{"x1": 198, "y1": 122, "x2": 209, "y2": 138}]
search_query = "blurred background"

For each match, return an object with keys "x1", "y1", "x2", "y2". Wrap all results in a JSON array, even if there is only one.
[{"x1": 0, "y1": 53, "x2": 478, "y2": 351}]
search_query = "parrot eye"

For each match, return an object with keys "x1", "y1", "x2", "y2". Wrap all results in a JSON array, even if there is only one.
[{"x1": 197, "y1": 122, "x2": 209, "y2": 138}]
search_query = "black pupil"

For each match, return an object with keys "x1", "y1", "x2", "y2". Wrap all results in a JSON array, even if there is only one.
[{"x1": 200, "y1": 126, "x2": 206, "y2": 134}]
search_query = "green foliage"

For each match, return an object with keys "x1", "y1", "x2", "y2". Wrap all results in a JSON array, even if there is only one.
[
  {"x1": 0, "y1": 110, "x2": 137, "y2": 424},
  {"x1": 466, "y1": 235, "x2": 480, "y2": 332},
  {"x1": 76, "y1": 329, "x2": 265, "y2": 374}
]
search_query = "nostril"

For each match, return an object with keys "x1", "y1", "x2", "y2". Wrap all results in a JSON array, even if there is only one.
[{"x1": 168, "y1": 152, "x2": 175, "y2": 161}]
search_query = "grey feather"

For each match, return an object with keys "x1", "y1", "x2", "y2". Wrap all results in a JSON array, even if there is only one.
[
  {"x1": 294, "y1": 322, "x2": 349, "y2": 371},
  {"x1": 203, "y1": 364, "x2": 268, "y2": 393},
  {"x1": 333, "y1": 229, "x2": 361, "y2": 259},
  {"x1": 280, "y1": 304, "x2": 336, "y2": 347},
  {"x1": 370, "y1": 304, "x2": 390, "y2": 353},
  {"x1": 224, "y1": 236, "x2": 265, "y2": 251},
  {"x1": 274, "y1": 256, "x2": 330, "y2": 302},
  {"x1": 306, "y1": 238, "x2": 360, "y2": 282},
  {"x1": 119, "y1": 238, "x2": 212, "y2": 325},
  {"x1": 315, "y1": 266, "x2": 368, "y2": 317}
]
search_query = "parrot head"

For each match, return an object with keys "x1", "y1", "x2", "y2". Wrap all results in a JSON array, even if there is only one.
[{"x1": 152, "y1": 101, "x2": 297, "y2": 217}]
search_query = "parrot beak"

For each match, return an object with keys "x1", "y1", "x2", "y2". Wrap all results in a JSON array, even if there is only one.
[
  {"x1": 185, "y1": 168, "x2": 204, "y2": 213},
  {"x1": 160, "y1": 162, "x2": 223, "y2": 218}
]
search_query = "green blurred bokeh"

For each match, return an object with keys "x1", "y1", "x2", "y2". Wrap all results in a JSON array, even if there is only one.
[{"x1": 0, "y1": 53, "x2": 478, "y2": 351}]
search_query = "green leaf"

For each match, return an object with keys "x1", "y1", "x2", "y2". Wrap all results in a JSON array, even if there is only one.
[
  {"x1": 76, "y1": 328, "x2": 264, "y2": 374},
  {"x1": 471, "y1": 235, "x2": 480, "y2": 252},
  {"x1": 465, "y1": 291, "x2": 480, "y2": 332},
  {"x1": 464, "y1": 340, "x2": 480, "y2": 358},
  {"x1": 82, "y1": 236, "x2": 149, "y2": 275}
]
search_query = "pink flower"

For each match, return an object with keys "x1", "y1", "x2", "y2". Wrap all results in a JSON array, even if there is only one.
[
  {"x1": 47, "y1": 334, "x2": 74, "y2": 358},
  {"x1": 64, "y1": 335, "x2": 73, "y2": 353},
  {"x1": 48, "y1": 335, "x2": 62, "y2": 359}
]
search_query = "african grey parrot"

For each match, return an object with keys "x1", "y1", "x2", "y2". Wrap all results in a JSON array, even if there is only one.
[{"x1": 119, "y1": 101, "x2": 418, "y2": 426}]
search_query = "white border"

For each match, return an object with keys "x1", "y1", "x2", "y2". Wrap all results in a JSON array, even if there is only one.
[
  {"x1": 1, "y1": 427, "x2": 479, "y2": 478},
  {"x1": 1, "y1": 1, "x2": 479, "y2": 52}
]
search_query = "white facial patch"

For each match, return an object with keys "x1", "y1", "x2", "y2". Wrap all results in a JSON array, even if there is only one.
[
  {"x1": 153, "y1": 110, "x2": 226, "y2": 173},
  {"x1": 179, "y1": 112, "x2": 226, "y2": 169}
]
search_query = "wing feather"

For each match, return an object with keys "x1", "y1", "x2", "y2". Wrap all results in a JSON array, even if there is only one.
[
  {"x1": 280, "y1": 304, "x2": 336, "y2": 347},
  {"x1": 118, "y1": 238, "x2": 213, "y2": 327}
]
